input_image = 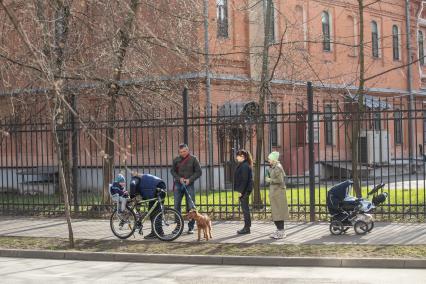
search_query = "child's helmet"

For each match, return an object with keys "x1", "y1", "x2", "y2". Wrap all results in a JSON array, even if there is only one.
[{"x1": 115, "y1": 174, "x2": 126, "y2": 183}]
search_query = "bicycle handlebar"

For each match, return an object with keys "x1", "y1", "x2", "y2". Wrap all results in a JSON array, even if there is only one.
[{"x1": 156, "y1": 187, "x2": 166, "y2": 193}]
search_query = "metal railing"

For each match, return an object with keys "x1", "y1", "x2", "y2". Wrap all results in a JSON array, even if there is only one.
[{"x1": 0, "y1": 91, "x2": 425, "y2": 221}]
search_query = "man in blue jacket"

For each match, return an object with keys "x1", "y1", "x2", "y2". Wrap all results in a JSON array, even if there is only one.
[{"x1": 130, "y1": 173, "x2": 166, "y2": 239}]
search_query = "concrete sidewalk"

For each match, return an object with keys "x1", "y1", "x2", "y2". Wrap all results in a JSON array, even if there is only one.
[{"x1": 1, "y1": 217, "x2": 425, "y2": 245}]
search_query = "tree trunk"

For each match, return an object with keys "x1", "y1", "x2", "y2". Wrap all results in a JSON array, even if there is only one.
[
  {"x1": 53, "y1": 0, "x2": 74, "y2": 247},
  {"x1": 102, "y1": 0, "x2": 140, "y2": 203},
  {"x1": 253, "y1": 0, "x2": 274, "y2": 208},
  {"x1": 52, "y1": 103, "x2": 75, "y2": 248},
  {"x1": 351, "y1": 0, "x2": 366, "y2": 198},
  {"x1": 102, "y1": 88, "x2": 118, "y2": 203}
]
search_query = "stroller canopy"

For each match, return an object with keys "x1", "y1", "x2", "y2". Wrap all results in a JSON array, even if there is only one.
[
  {"x1": 326, "y1": 180, "x2": 353, "y2": 213},
  {"x1": 328, "y1": 180, "x2": 353, "y2": 200}
]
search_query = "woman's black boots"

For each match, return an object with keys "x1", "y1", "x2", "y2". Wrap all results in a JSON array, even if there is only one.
[{"x1": 237, "y1": 227, "x2": 251, "y2": 234}]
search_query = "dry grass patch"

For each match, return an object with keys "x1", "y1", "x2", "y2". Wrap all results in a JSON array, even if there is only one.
[{"x1": 0, "y1": 236, "x2": 425, "y2": 259}]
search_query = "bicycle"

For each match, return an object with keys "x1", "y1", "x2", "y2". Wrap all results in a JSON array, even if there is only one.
[{"x1": 109, "y1": 187, "x2": 184, "y2": 241}]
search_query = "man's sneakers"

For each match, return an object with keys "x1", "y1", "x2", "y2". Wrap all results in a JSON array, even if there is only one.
[
  {"x1": 270, "y1": 230, "x2": 286, "y2": 239},
  {"x1": 187, "y1": 228, "x2": 194, "y2": 234},
  {"x1": 144, "y1": 231, "x2": 164, "y2": 240},
  {"x1": 143, "y1": 232, "x2": 157, "y2": 239}
]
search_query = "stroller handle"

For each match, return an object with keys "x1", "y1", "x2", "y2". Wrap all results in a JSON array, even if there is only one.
[{"x1": 368, "y1": 182, "x2": 385, "y2": 196}]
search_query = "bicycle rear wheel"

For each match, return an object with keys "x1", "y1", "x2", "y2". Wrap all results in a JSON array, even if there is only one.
[
  {"x1": 152, "y1": 207, "x2": 184, "y2": 241},
  {"x1": 110, "y1": 207, "x2": 137, "y2": 239}
]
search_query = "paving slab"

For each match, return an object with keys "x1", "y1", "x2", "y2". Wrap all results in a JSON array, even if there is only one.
[{"x1": 0, "y1": 217, "x2": 425, "y2": 245}]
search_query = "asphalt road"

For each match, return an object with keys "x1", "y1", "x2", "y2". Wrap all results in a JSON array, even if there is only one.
[{"x1": 1, "y1": 257, "x2": 426, "y2": 284}]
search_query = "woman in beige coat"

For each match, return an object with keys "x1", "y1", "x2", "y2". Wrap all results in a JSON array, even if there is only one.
[{"x1": 265, "y1": 151, "x2": 289, "y2": 239}]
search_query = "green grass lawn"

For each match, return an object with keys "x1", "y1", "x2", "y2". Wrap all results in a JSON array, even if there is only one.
[
  {"x1": 1, "y1": 186, "x2": 425, "y2": 221},
  {"x1": 161, "y1": 186, "x2": 426, "y2": 209}
]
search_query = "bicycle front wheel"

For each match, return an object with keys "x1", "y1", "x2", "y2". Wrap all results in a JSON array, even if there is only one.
[
  {"x1": 110, "y1": 207, "x2": 137, "y2": 239},
  {"x1": 152, "y1": 207, "x2": 184, "y2": 241}
]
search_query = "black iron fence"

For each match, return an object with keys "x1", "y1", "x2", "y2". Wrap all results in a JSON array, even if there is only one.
[{"x1": 1, "y1": 90, "x2": 426, "y2": 221}]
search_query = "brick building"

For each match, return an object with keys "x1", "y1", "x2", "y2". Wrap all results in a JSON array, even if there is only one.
[
  {"x1": 2, "y1": 0, "x2": 426, "y2": 192},
  {"x1": 199, "y1": 0, "x2": 426, "y2": 179}
]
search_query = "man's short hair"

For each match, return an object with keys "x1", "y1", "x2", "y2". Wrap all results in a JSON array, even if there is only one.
[{"x1": 179, "y1": 143, "x2": 189, "y2": 150}]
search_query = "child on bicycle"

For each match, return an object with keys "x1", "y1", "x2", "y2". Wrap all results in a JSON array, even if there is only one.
[{"x1": 110, "y1": 174, "x2": 129, "y2": 213}]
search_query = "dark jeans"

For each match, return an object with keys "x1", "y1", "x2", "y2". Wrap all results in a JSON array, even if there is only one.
[
  {"x1": 240, "y1": 194, "x2": 251, "y2": 228},
  {"x1": 149, "y1": 200, "x2": 164, "y2": 234},
  {"x1": 274, "y1": 220, "x2": 284, "y2": 230},
  {"x1": 174, "y1": 182, "x2": 196, "y2": 230}
]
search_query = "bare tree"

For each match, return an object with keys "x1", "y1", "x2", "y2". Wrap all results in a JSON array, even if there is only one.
[
  {"x1": 101, "y1": 0, "x2": 140, "y2": 203},
  {"x1": 252, "y1": 0, "x2": 274, "y2": 208},
  {"x1": 0, "y1": 0, "x2": 75, "y2": 247},
  {"x1": 348, "y1": 0, "x2": 367, "y2": 198}
]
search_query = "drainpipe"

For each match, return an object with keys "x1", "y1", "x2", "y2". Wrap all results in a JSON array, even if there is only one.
[
  {"x1": 203, "y1": 0, "x2": 214, "y2": 190},
  {"x1": 406, "y1": 0, "x2": 415, "y2": 173}
]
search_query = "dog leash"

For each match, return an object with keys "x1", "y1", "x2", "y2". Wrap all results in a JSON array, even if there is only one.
[{"x1": 181, "y1": 183, "x2": 196, "y2": 210}]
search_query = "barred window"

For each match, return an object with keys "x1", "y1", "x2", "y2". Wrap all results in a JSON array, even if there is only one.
[
  {"x1": 348, "y1": 15, "x2": 357, "y2": 56},
  {"x1": 324, "y1": 104, "x2": 334, "y2": 145},
  {"x1": 394, "y1": 110, "x2": 403, "y2": 145},
  {"x1": 296, "y1": 112, "x2": 306, "y2": 146},
  {"x1": 371, "y1": 21, "x2": 379, "y2": 58},
  {"x1": 419, "y1": 30, "x2": 424, "y2": 65},
  {"x1": 373, "y1": 112, "x2": 381, "y2": 131},
  {"x1": 264, "y1": 0, "x2": 276, "y2": 43},
  {"x1": 217, "y1": 0, "x2": 228, "y2": 38},
  {"x1": 322, "y1": 11, "x2": 331, "y2": 51},
  {"x1": 269, "y1": 102, "x2": 278, "y2": 146},
  {"x1": 392, "y1": 25, "x2": 400, "y2": 60}
]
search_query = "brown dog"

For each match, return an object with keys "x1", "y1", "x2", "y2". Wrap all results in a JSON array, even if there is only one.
[{"x1": 187, "y1": 209, "x2": 213, "y2": 241}]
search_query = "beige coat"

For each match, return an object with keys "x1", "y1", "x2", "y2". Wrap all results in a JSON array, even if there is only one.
[{"x1": 268, "y1": 163, "x2": 289, "y2": 221}]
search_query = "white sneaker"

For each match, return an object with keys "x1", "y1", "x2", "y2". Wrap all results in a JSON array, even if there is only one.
[
  {"x1": 269, "y1": 230, "x2": 279, "y2": 238},
  {"x1": 271, "y1": 230, "x2": 286, "y2": 239}
]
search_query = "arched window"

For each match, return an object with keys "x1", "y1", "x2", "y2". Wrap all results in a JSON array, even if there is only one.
[
  {"x1": 371, "y1": 21, "x2": 379, "y2": 58},
  {"x1": 392, "y1": 25, "x2": 400, "y2": 60},
  {"x1": 322, "y1": 11, "x2": 331, "y2": 51},
  {"x1": 419, "y1": 30, "x2": 425, "y2": 66},
  {"x1": 217, "y1": 0, "x2": 228, "y2": 38}
]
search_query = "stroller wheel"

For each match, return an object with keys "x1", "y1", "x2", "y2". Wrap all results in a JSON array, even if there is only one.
[
  {"x1": 354, "y1": 220, "x2": 368, "y2": 235},
  {"x1": 330, "y1": 220, "x2": 344, "y2": 235}
]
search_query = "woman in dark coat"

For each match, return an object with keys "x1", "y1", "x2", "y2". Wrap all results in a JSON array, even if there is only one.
[{"x1": 233, "y1": 149, "x2": 253, "y2": 234}]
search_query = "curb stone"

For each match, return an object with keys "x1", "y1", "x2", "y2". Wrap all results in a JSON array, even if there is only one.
[{"x1": 0, "y1": 249, "x2": 425, "y2": 269}]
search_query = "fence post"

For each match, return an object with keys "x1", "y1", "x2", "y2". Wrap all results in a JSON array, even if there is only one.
[
  {"x1": 307, "y1": 82, "x2": 316, "y2": 222},
  {"x1": 183, "y1": 87, "x2": 189, "y2": 145}
]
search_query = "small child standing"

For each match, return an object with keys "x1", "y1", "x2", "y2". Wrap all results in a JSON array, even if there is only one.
[{"x1": 110, "y1": 174, "x2": 129, "y2": 213}]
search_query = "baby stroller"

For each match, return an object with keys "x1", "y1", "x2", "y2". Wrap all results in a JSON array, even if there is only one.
[{"x1": 326, "y1": 180, "x2": 388, "y2": 235}]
